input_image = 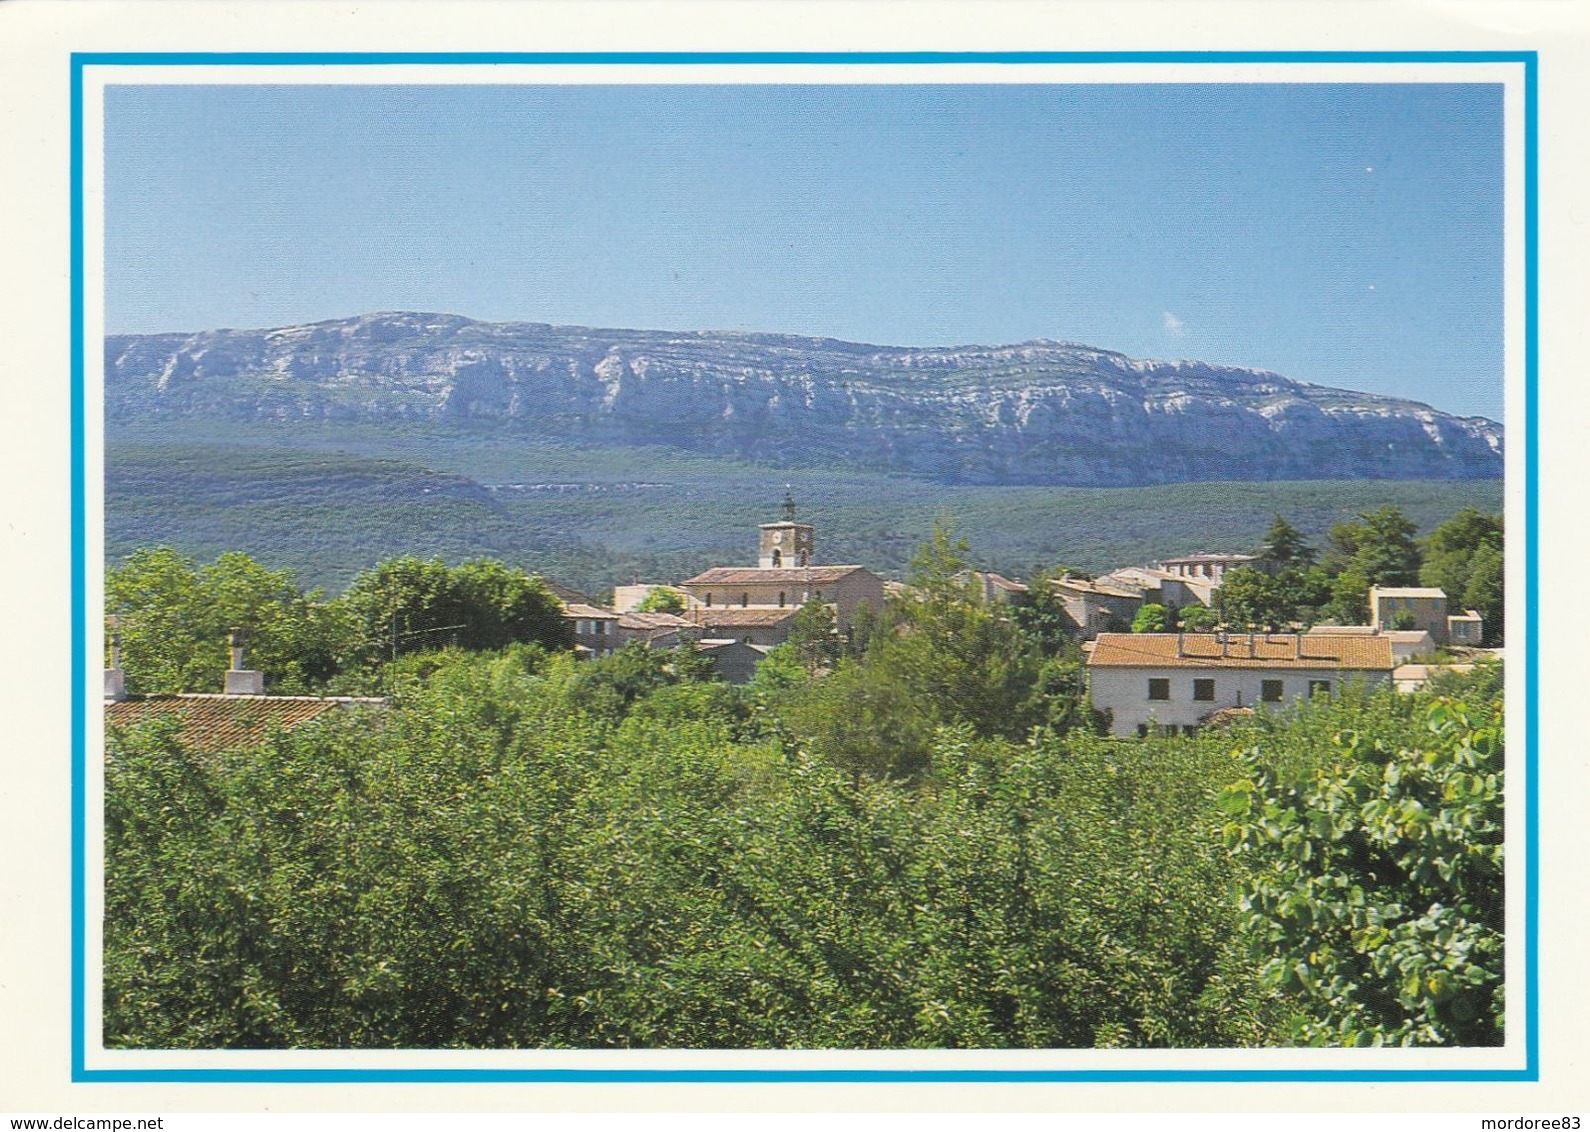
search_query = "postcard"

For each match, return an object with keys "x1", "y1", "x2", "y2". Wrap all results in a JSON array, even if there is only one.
[{"x1": 2, "y1": 0, "x2": 1587, "y2": 1121}]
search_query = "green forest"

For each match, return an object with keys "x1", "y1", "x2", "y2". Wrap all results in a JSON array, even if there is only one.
[
  {"x1": 106, "y1": 419, "x2": 1504, "y2": 595},
  {"x1": 102, "y1": 514, "x2": 1506, "y2": 1050}
]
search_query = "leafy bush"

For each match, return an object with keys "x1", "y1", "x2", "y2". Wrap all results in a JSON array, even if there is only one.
[{"x1": 1216, "y1": 682, "x2": 1504, "y2": 1046}]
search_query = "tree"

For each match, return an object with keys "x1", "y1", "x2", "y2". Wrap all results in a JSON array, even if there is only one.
[
  {"x1": 1131, "y1": 603, "x2": 1171, "y2": 633},
  {"x1": 106, "y1": 548, "x2": 353, "y2": 695},
  {"x1": 1217, "y1": 686, "x2": 1504, "y2": 1046},
  {"x1": 776, "y1": 523, "x2": 1059, "y2": 781},
  {"x1": 1462, "y1": 543, "x2": 1504, "y2": 646},
  {"x1": 635, "y1": 586, "x2": 686, "y2": 615},
  {"x1": 1323, "y1": 567, "x2": 1372, "y2": 626},
  {"x1": 1177, "y1": 604, "x2": 1219, "y2": 631},
  {"x1": 339, "y1": 556, "x2": 570, "y2": 661},
  {"x1": 1275, "y1": 565, "x2": 1334, "y2": 626},
  {"x1": 1218, "y1": 567, "x2": 1294, "y2": 631},
  {"x1": 1421, "y1": 509, "x2": 1505, "y2": 645},
  {"x1": 1259, "y1": 514, "x2": 1316, "y2": 567},
  {"x1": 1326, "y1": 506, "x2": 1421, "y2": 588},
  {"x1": 786, "y1": 596, "x2": 840, "y2": 673}
]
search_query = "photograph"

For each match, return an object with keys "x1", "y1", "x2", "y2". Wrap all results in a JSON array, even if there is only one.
[{"x1": 89, "y1": 67, "x2": 1517, "y2": 1065}]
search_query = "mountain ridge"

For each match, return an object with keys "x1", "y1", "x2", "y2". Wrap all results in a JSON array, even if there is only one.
[{"x1": 105, "y1": 311, "x2": 1503, "y2": 487}]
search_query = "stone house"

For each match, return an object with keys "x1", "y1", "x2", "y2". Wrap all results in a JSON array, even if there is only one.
[
  {"x1": 957, "y1": 570, "x2": 1030, "y2": 605},
  {"x1": 1100, "y1": 565, "x2": 1213, "y2": 610},
  {"x1": 1368, "y1": 586, "x2": 1484, "y2": 645},
  {"x1": 1050, "y1": 575, "x2": 1145, "y2": 639},
  {"x1": 564, "y1": 602, "x2": 622, "y2": 656},
  {"x1": 1156, "y1": 552, "x2": 1276, "y2": 586},
  {"x1": 1086, "y1": 631, "x2": 1394, "y2": 738}
]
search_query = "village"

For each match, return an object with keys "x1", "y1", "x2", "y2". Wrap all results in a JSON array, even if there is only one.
[
  {"x1": 560, "y1": 497, "x2": 1492, "y2": 738},
  {"x1": 106, "y1": 493, "x2": 1497, "y2": 745}
]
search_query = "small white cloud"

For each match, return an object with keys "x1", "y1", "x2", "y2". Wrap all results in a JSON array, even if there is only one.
[{"x1": 1162, "y1": 311, "x2": 1186, "y2": 336}]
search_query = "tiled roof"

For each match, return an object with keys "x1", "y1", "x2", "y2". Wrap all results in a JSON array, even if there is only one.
[
  {"x1": 1304, "y1": 627, "x2": 1431, "y2": 645},
  {"x1": 1371, "y1": 586, "x2": 1447, "y2": 599},
  {"x1": 1087, "y1": 633, "x2": 1394, "y2": 671},
  {"x1": 105, "y1": 694, "x2": 378, "y2": 753},
  {"x1": 1053, "y1": 577, "x2": 1144, "y2": 599},
  {"x1": 680, "y1": 565, "x2": 869, "y2": 586},
  {"x1": 686, "y1": 607, "x2": 802, "y2": 628},
  {"x1": 966, "y1": 570, "x2": 1028, "y2": 593},
  {"x1": 563, "y1": 603, "x2": 620, "y2": 620},
  {"x1": 617, "y1": 611, "x2": 693, "y2": 631}
]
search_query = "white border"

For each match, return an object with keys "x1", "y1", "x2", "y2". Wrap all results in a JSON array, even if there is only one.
[{"x1": 81, "y1": 58, "x2": 1528, "y2": 1077}]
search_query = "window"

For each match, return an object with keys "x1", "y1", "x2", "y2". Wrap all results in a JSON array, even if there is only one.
[
  {"x1": 1182, "y1": 725, "x2": 1199, "y2": 737},
  {"x1": 742, "y1": 593, "x2": 749, "y2": 607},
  {"x1": 1309, "y1": 679, "x2": 1332, "y2": 698},
  {"x1": 1148, "y1": 678, "x2": 1170, "y2": 701},
  {"x1": 1193, "y1": 678, "x2": 1215, "y2": 702},
  {"x1": 595, "y1": 620, "x2": 607, "y2": 635},
  {"x1": 770, "y1": 549, "x2": 782, "y2": 566},
  {"x1": 1137, "y1": 723, "x2": 1149, "y2": 738},
  {"x1": 779, "y1": 592, "x2": 786, "y2": 608},
  {"x1": 705, "y1": 593, "x2": 713, "y2": 607},
  {"x1": 1261, "y1": 679, "x2": 1284, "y2": 703}
]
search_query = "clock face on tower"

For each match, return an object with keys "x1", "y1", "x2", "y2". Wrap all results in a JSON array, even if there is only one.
[{"x1": 774, "y1": 532, "x2": 784, "y2": 545}]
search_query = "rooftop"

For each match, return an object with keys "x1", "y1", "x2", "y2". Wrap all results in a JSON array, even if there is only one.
[
  {"x1": 105, "y1": 693, "x2": 382, "y2": 753},
  {"x1": 1158, "y1": 552, "x2": 1260, "y2": 565},
  {"x1": 616, "y1": 610, "x2": 694, "y2": 631},
  {"x1": 1052, "y1": 576, "x2": 1144, "y2": 599},
  {"x1": 1087, "y1": 633, "x2": 1395, "y2": 671},
  {"x1": 1370, "y1": 586, "x2": 1447, "y2": 599},
  {"x1": 563, "y1": 602, "x2": 620, "y2": 620},
  {"x1": 685, "y1": 607, "x2": 803, "y2": 628},
  {"x1": 681, "y1": 565, "x2": 870, "y2": 586}
]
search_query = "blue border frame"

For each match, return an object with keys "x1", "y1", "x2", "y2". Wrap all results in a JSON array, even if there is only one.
[{"x1": 71, "y1": 50, "x2": 1538, "y2": 1084}]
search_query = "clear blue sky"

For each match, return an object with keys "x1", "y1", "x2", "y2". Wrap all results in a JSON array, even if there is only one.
[{"x1": 104, "y1": 82, "x2": 1504, "y2": 421}]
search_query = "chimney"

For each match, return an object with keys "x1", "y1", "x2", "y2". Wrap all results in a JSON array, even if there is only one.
[
  {"x1": 1294, "y1": 633, "x2": 1302, "y2": 660},
  {"x1": 223, "y1": 628, "x2": 265, "y2": 696},
  {"x1": 1176, "y1": 631, "x2": 1184, "y2": 659},
  {"x1": 104, "y1": 617, "x2": 126, "y2": 704},
  {"x1": 1219, "y1": 632, "x2": 1228, "y2": 659}
]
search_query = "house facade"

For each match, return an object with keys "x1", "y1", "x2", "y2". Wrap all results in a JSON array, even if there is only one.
[
  {"x1": 1156, "y1": 552, "x2": 1276, "y2": 585},
  {"x1": 1086, "y1": 632, "x2": 1395, "y2": 738},
  {"x1": 1368, "y1": 585, "x2": 1484, "y2": 645},
  {"x1": 564, "y1": 603, "x2": 622, "y2": 656},
  {"x1": 1051, "y1": 576, "x2": 1145, "y2": 639}
]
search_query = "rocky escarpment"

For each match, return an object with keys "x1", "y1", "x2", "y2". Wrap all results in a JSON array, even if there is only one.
[{"x1": 105, "y1": 311, "x2": 1504, "y2": 486}]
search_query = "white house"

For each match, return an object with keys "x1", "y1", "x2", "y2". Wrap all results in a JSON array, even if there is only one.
[{"x1": 1086, "y1": 632, "x2": 1395, "y2": 738}]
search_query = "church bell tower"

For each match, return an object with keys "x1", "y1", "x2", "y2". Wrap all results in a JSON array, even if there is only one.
[{"x1": 758, "y1": 490, "x2": 814, "y2": 568}]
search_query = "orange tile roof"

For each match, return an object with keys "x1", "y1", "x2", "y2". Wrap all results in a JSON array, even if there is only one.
[
  {"x1": 105, "y1": 694, "x2": 378, "y2": 753},
  {"x1": 1087, "y1": 633, "x2": 1394, "y2": 671},
  {"x1": 680, "y1": 566, "x2": 870, "y2": 586}
]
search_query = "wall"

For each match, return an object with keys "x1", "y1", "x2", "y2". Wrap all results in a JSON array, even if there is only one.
[{"x1": 1088, "y1": 664, "x2": 1391, "y2": 738}]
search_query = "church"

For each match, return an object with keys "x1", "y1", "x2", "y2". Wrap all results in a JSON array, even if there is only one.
[{"x1": 676, "y1": 494, "x2": 886, "y2": 647}]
